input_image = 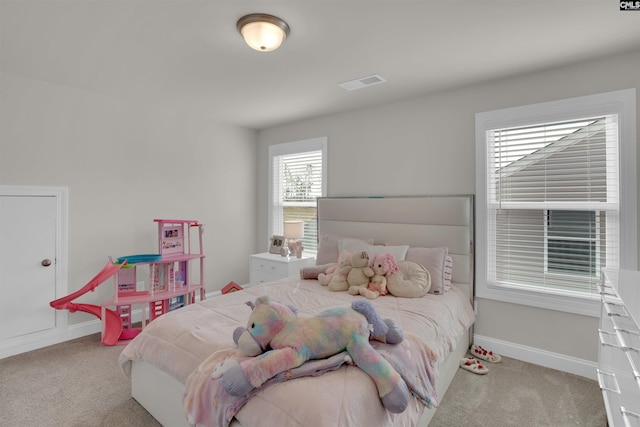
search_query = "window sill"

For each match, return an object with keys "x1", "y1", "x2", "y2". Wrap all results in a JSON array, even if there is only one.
[{"x1": 476, "y1": 282, "x2": 601, "y2": 317}]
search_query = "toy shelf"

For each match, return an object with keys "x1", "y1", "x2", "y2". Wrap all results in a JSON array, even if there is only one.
[
  {"x1": 100, "y1": 219, "x2": 206, "y2": 344},
  {"x1": 102, "y1": 286, "x2": 204, "y2": 306},
  {"x1": 108, "y1": 253, "x2": 206, "y2": 304}
]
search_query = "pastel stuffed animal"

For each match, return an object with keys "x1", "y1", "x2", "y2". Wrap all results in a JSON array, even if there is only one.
[
  {"x1": 318, "y1": 264, "x2": 337, "y2": 286},
  {"x1": 360, "y1": 253, "x2": 399, "y2": 299},
  {"x1": 318, "y1": 250, "x2": 352, "y2": 286},
  {"x1": 318, "y1": 263, "x2": 338, "y2": 286},
  {"x1": 221, "y1": 296, "x2": 409, "y2": 413},
  {"x1": 329, "y1": 250, "x2": 374, "y2": 294}
]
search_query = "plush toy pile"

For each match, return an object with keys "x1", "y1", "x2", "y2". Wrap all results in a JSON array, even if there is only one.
[
  {"x1": 311, "y1": 250, "x2": 432, "y2": 298},
  {"x1": 218, "y1": 296, "x2": 410, "y2": 413}
]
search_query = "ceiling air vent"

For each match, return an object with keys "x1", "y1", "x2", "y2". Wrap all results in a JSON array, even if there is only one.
[{"x1": 339, "y1": 74, "x2": 387, "y2": 91}]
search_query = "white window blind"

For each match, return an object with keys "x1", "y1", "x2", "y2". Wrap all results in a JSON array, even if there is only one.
[
  {"x1": 476, "y1": 89, "x2": 637, "y2": 316},
  {"x1": 270, "y1": 138, "x2": 327, "y2": 254},
  {"x1": 487, "y1": 116, "x2": 619, "y2": 297}
]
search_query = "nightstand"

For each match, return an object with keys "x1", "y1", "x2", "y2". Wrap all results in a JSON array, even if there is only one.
[{"x1": 250, "y1": 252, "x2": 315, "y2": 286}]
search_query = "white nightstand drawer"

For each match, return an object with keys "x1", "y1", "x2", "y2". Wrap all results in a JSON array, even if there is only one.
[
  {"x1": 251, "y1": 270, "x2": 285, "y2": 286},
  {"x1": 251, "y1": 257, "x2": 289, "y2": 276}
]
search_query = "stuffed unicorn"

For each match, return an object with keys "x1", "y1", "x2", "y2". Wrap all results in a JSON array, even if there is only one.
[{"x1": 220, "y1": 296, "x2": 409, "y2": 413}]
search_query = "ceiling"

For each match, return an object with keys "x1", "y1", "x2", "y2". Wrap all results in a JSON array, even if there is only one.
[{"x1": 2, "y1": 1, "x2": 640, "y2": 130}]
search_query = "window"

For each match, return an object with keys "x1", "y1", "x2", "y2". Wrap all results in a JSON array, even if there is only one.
[
  {"x1": 546, "y1": 210, "x2": 597, "y2": 277},
  {"x1": 269, "y1": 137, "x2": 327, "y2": 254},
  {"x1": 476, "y1": 89, "x2": 637, "y2": 316}
]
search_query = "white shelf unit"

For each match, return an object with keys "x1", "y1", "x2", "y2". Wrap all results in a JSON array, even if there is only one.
[{"x1": 598, "y1": 268, "x2": 640, "y2": 427}]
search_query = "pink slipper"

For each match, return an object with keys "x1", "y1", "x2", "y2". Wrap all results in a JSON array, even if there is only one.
[
  {"x1": 471, "y1": 345, "x2": 502, "y2": 363},
  {"x1": 459, "y1": 357, "x2": 488, "y2": 375}
]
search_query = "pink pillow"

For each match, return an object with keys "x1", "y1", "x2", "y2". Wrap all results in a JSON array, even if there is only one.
[
  {"x1": 315, "y1": 234, "x2": 373, "y2": 265},
  {"x1": 405, "y1": 247, "x2": 449, "y2": 294}
]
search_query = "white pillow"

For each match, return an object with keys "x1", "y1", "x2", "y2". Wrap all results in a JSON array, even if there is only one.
[
  {"x1": 337, "y1": 238, "x2": 371, "y2": 253},
  {"x1": 339, "y1": 239, "x2": 409, "y2": 262},
  {"x1": 315, "y1": 234, "x2": 373, "y2": 265}
]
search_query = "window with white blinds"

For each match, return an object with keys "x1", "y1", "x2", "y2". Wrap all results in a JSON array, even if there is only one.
[
  {"x1": 488, "y1": 116, "x2": 618, "y2": 296},
  {"x1": 269, "y1": 137, "x2": 327, "y2": 254},
  {"x1": 476, "y1": 89, "x2": 637, "y2": 316}
]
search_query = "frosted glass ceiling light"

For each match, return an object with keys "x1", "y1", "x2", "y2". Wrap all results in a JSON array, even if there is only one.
[{"x1": 237, "y1": 13, "x2": 290, "y2": 52}]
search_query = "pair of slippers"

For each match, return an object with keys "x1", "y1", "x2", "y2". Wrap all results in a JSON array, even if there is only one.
[
  {"x1": 470, "y1": 344, "x2": 502, "y2": 363},
  {"x1": 459, "y1": 345, "x2": 502, "y2": 375},
  {"x1": 459, "y1": 357, "x2": 488, "y2": 375}
]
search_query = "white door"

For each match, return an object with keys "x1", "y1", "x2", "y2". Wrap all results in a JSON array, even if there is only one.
[{"x1": 0, "y1": 187, "x2": 67, "y2": 357}]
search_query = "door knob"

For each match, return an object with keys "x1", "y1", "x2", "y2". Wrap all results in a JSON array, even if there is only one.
[{"x1": 41, "y1": 259, "x2": 52, "y2": 267}]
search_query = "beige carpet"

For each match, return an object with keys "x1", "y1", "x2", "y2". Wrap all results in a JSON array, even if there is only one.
[
  {"x1": 0, "y1": 334, "x2": 160, "y2": 427},
  {"x1": 0, "y1": 334, "x2": 606, "y2": 426},
  {"x1": 429, "y1": 355, "x2": 607, "y2": 427}
]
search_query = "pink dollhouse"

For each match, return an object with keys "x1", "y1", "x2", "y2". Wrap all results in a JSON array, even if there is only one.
[{"x1": 99, "y1": 219, "x2": 205, "y2": 344}]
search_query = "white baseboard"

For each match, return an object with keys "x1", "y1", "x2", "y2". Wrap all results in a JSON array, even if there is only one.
[
  {"x1": 0, "y1": 318, "x2": 103, "y2": 359},
  {"x1": 473, "y1": 334, "x2": 598, "y2": 381},
  {"x1": 0, "y1": 292, "x2": 220, "y2": 359},
  {"x1": 1, "y1": 306, "x2": 145, "y2": 359},
  {"x1": 4, "y1": 310, "x2": 600, "y2": 384}
]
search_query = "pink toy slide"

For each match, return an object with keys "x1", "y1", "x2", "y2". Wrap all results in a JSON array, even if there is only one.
[{"x1": 50, "y1": 259, "x2": 126, "y2": 345}]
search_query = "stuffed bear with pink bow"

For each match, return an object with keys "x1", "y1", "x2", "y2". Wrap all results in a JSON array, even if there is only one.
[{"x1": 360, "y1": 253, "x2": 399, "y2": 299}]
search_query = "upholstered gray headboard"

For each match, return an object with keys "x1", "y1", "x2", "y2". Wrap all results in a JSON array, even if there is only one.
[{"x1": 317, "y1": 195, "x2": 474, "y2": 299}]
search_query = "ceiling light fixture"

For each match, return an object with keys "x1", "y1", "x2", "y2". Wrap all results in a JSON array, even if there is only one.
[{"x1": 237, "y1": 13, "x2": 290, "y2": 52}]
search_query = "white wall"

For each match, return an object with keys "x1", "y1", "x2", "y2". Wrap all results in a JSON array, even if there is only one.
[
  {"x1": 0, "y1": 71, "x2": 258, "y2": 325},
  {"x1": 257, "y1": 48, "x2": 640, "y2": 366}
]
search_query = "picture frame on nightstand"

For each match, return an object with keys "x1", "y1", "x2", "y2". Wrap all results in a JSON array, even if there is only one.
[{"x1": 269, "y1": 235, "x2": 285, "y2": 254}]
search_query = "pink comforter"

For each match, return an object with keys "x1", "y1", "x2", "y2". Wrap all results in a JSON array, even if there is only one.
[
  {"x1": 119, "y1": 277, "x2": 475, "y2": 427},
  {"x1": 183, "y1": 333, "x2": 438, "y2": 427}
]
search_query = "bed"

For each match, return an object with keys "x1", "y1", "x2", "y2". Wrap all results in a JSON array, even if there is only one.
[{"x1": 119, "y1": 195, "x2": 475, "y2": 426}]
